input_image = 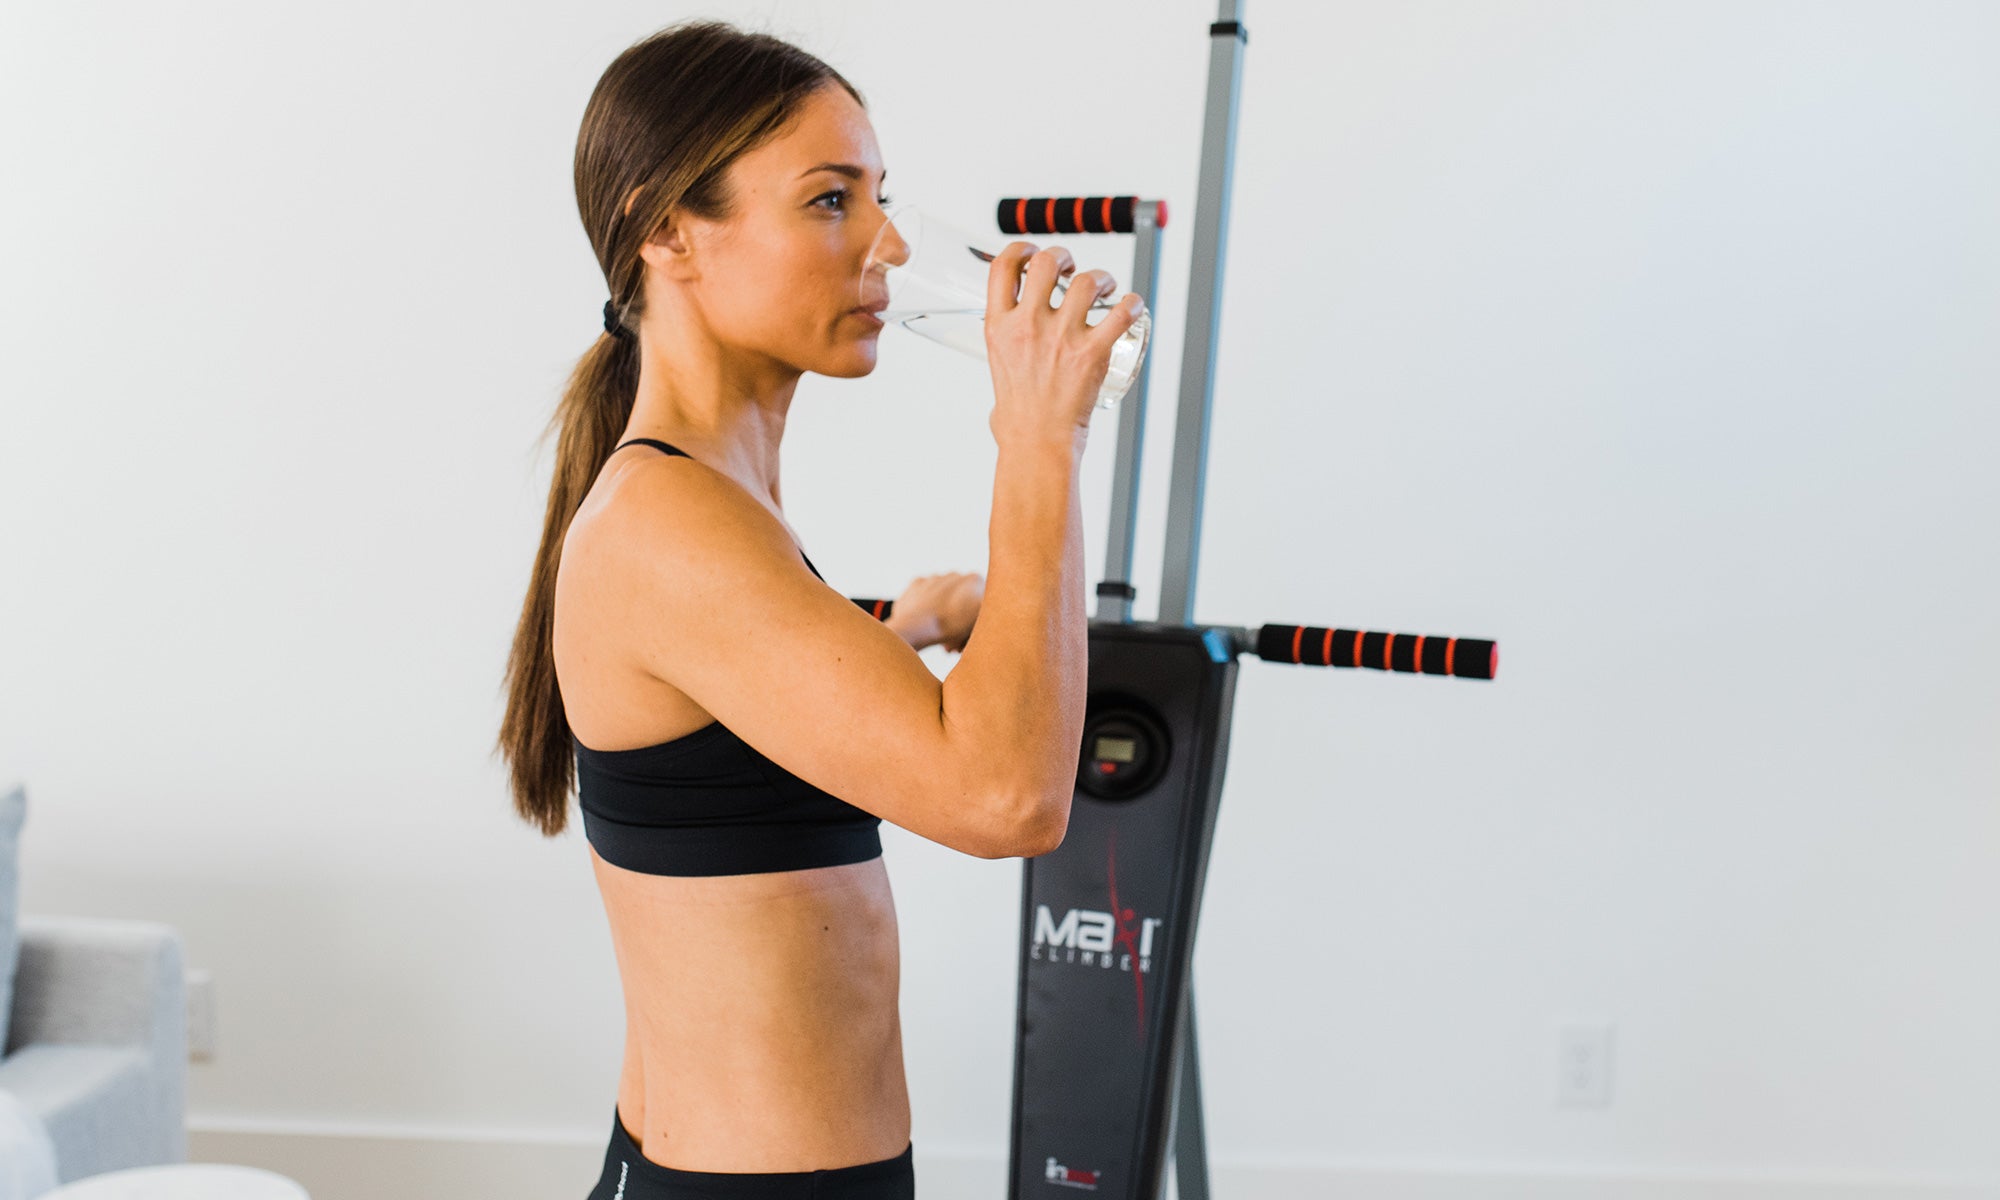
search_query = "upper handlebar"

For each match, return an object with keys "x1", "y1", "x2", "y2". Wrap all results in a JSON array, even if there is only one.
[{"x1": 996, "y1": 196, "x2": 1166, "y2": 236}]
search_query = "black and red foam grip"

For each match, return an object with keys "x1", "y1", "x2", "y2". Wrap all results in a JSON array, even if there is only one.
[
  {"x1": 997, "y1": 196, "x2": 1166, "y2": 236},
  {"x1": 1254, "y1": 624, "x2": 1499, "y2": 680},
  {"x1": 852, "y1": 597, "x2": 894, "y2": 621}
]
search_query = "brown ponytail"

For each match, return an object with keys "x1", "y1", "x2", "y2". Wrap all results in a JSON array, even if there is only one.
[{"x1": 496, "y1": 20, "x2": 862, "y2": 836}]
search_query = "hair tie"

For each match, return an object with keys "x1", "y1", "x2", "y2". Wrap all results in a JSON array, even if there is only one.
[{"x1": 602, "y1": 299, "x2": 632, "y2": 339}]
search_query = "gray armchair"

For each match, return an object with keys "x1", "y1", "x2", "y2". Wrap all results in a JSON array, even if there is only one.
[{"x1": 0, "y1": 915, "x2": 188, "y2": 1187}]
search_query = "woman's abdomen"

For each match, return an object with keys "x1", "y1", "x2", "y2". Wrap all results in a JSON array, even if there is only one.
[{"x1": 593, "y1": 851, "x2": 909, "y2": 1172}]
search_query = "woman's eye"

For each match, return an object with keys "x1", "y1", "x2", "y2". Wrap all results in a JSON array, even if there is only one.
[{"x1": 812, "y1": 189, "x2": 895, "y2": 212}]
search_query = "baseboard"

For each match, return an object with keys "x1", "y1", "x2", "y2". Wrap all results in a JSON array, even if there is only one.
[{"x1": 188, "y1": 1118, "x2": 2000, "y2": 1200}]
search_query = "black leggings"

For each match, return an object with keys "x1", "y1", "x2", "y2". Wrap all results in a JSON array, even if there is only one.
[{"x1": 587, "y1": 1105, "x2": 915, "y2": 1199}]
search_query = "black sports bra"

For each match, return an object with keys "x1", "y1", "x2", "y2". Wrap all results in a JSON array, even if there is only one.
[{"x1": 572, "y1": 437, "x2": 883, "y2": 876}]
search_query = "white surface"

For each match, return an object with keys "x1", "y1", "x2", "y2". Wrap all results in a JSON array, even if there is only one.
[
  {"x1": 185, "y1": 968, "x2": 216, "y2": 1062},
  {"x1": 0, "y1": 1088, "x2": 58, "y2": 1200},
  {"x1": 2, "y1": 0, "x2": 1997, "y2": 1190},
  {"x1": 42, "y1": 1166, "x2": 306, "y2": 1200}
]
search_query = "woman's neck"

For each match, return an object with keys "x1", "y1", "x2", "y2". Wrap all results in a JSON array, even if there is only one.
[{"x1": 628, "y1": 335, "x2": 803, "y2": 514}]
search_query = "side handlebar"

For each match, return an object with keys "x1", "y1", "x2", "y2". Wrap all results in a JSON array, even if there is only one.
[
  {"x1": 845, "y1": 599, "x2": 1497, "y2": 681},
  {"x1": 1246, "y1": 623, "x2": 1498, "y2": 680}
]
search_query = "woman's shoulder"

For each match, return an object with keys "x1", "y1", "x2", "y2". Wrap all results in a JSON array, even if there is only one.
[{"x1": 567, "y1": 450, "x2": 797, "y2": 588}]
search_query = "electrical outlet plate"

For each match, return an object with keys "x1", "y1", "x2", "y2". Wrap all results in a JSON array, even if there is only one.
[
  {"x1": 186, "y1": 968, "x2": 215, "y2": 1061},
  {"x1": 1557, "y1": 1020, "x2": 1614, "y2": 1109}
]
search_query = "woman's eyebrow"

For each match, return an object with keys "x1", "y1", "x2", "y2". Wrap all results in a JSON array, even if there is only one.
[{"x1": 798, "y1": 163, "x2": 888, "y2": 185}]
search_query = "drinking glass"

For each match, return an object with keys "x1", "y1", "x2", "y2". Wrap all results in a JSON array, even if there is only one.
[{"x1": 860, "y1": 205, "x2": 1151, "y2": 410}]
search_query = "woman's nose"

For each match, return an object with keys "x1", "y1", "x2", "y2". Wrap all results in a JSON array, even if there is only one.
[{"x1": 864, "y1": 215, "x2": 910, "y2": 271}]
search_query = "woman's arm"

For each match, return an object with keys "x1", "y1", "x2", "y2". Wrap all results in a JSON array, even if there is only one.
[
  {"x1": 882, "y1": 571, "x2": 982, "y2": 653},
  {"x1": 883, "y1": 610, "x2": 934, "y2": 650}
]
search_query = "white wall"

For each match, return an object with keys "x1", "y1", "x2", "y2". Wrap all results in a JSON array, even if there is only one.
[{"x1": 3, "y1": 0, "x2": 1996, "y2": 1195}]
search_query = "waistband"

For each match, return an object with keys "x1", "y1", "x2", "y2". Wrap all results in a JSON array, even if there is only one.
[
  {"x1": 580, "y1": 808, "x2": 883, "y2": 877},
  {"x1": 606, "y1": 1104, "x2": 913, "y2": 1198}
]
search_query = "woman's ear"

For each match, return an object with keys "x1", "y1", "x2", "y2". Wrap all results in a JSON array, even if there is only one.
[
  {"x1": 640, "y1": 210, "x2": 701, "y2": 282},
  {"x1": 622, "y1": 183, "x2": 699, "y2": 281}
]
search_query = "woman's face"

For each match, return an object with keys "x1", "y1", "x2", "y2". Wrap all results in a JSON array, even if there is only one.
[{"x1": 648, "y1": 83, "x2": 896, "y2": 380}]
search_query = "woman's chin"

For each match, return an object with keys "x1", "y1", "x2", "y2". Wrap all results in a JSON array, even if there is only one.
[{"x1": 817, "y1": 337, "x2": 881, "y2": 379}]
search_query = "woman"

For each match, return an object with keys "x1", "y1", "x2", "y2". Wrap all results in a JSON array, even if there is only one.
[{"x1": 497, "y1": 20, "x2": 1144, "y2": 1199}]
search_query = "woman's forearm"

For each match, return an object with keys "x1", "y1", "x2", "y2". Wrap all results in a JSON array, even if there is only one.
[{"x1": 885, "y1": 609, "x2": 937, "y2": 651}]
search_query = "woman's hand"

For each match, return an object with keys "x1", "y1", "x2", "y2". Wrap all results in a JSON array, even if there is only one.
[
  {"x1": 983, "y1": 241, "x2": 1145, "y2": 445},
  {"x1": 888, "y1": 572, "x2": 985, "y2": 653}
]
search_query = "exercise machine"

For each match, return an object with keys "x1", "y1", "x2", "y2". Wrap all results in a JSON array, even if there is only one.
[{"x1": 846, "y1": 3, "x2": 1499, "y2": 1196}]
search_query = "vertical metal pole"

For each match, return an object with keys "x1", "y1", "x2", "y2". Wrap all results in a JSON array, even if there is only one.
[
  {"x1": 1157, "y1": 1, "x2": 1247, "y2": 629},
  {"x1": 1166, "y1": 980, "x2": 1212, "y2": 1200},
  {"x1": 1096, "y1": 202, "x2": 1166, "y2": 625}
]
